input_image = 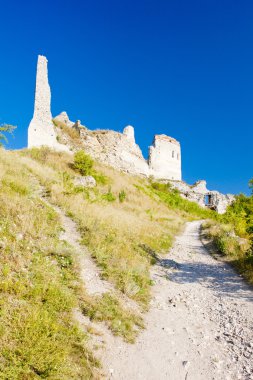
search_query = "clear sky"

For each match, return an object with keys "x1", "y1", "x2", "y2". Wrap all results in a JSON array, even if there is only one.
[{"x1": 0, "y1": 0, "x2": 252, "y2": 194}]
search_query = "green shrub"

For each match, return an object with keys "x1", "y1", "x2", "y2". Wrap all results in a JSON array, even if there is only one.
[
  {"x1": 73, "y1": 151, "x2": 94, "y2": 176},
  {"x1": 119, "y1": 190, "x2": 126, "y2": 203},
  {"x1": 203, "y1": 221, "x2": 253, "y2": 284},
  {"x1": 150, "y1": 182, "x2": 171, "y2": 192},
  {"x1": 102, "y1": 187, "x2": 116, "y2": 202},
  {"x1": 92, "y1": 171, "x2": 109, "y2": 185},
  {"x1": 222, "y1": 193, "x2": 253, "y2": 243}
]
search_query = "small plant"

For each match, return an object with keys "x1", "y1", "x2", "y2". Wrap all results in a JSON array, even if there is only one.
[
  {"x1": 119, "y1": 190, "x2": 126, "y2": 203},
  {"x1": 73, "y1": 150, "x2": 94, "y2": 176},
  {"x1": 151, "y1": 182, "x2": 171, "y2": 192},
  {"x1": 61, "y1": 171, "x2": 74, "y2": 194},
  {"x1": 93, "y1": 172, "x2": 109, "y2": 185},
  {"x1": 102, "y1": 187, "x2": 116, "y2": 202},
  {"x1": 0, "y1": 124, "x2": 16, "y2": 146}
]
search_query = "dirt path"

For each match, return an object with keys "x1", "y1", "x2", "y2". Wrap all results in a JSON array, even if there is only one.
[
  {"x1": 57, "y1": 206, "x2": 113, "y2": 296},
  {"x1": 29, "y1": 172, "x2": 111, "y2": 296},
  {"x1": 97, "y1": 220, "x2": 253, "y2": 380}
]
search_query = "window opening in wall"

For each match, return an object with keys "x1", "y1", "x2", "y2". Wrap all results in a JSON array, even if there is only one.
[
  {"x1": 172, "y1": 151, "x2": 174, "y2": 158},
  {"x1": 204, "y1": 194, "x2": 212, "y2": 206},
  {"x1": 177, "y1": 153, "x2": 179, "y2": 160}
]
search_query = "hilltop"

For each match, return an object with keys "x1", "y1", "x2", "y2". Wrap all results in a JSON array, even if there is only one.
[
  {"x1": 0, "y1": 145, "x2": 252, "y2": 378},
  {"x1": 1, "y1": 54, "x2": 253, "y2": 379}
]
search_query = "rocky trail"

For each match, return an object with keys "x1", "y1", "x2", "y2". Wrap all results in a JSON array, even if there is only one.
[
  {"x1": 36, "y1": 180, "x2": 253, "y2": 380},
  {"x1": 96, "y1": 220, "x2": 253, "y2": 380}
]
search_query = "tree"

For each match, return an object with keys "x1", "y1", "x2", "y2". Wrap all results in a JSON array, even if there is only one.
[
  {"x1": 0, "y1": 124, "x2": 16, "y2": 146},
  {"x1": 249, "y1": 178, "x2": 253, "y2": 194}
]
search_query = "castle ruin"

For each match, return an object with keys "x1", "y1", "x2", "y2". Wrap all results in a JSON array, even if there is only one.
[
  {"x1": 27, "y1": 55, "x2": 234, "y2": 213},
  {"x1": 28, "y1": 55, "x2": 182, "y2": 181}
]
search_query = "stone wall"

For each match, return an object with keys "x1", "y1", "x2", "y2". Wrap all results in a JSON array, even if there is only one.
[
  {"x1": 26, "y1": 55, "x2": 233, "y2": 214},
  {"x1": 77, "y1": 125, "x2": 150, "y2": 176},
  {"x1": 168, "y1": 180, "x2": 234, "y2": 214},
  {"x1": 54, "y1": 112, "x2": 182, "y2": 179},
  {"x1": 27, "y1": 55, "x2": 182, "y2": 180}
]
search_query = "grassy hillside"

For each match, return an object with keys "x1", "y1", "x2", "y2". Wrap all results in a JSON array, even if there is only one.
[
  {"x1": 0, "y1": 146, "x2": 232, "y2": 378},
  {"x1": 203, "y1": 193, "x2": 253, "y2": 284},
  {"x1": 0, "y1": 149, "x2": 98, "y2": 379}
]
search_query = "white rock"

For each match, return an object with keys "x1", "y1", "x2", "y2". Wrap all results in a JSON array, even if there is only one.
[{"x1": 73, "y1": 176, "x2": 96, "y2": 188}]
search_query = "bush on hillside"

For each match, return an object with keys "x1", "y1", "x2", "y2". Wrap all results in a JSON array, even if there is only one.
[
  {"x1": 249, "y1": 177, "x2": 253, "y2": 194},
  {"x1": 102, "y1": 187, "x2": 116, "y2": 202},
  {"x1": 119, "y1": 190, "x2": 127, "y2": 203},
  {"x1": 203, "y1": 220, "x2": 253, "y2": 283},
  {"x1": 222, "y1": 193, "x2": 253, "y2": 243},
  {"x1": 203, "y1": 179, "x2": 253, "y2": 284},
  {"x1": 73, "y1": 150, "x2": 94, "y2": 176}
]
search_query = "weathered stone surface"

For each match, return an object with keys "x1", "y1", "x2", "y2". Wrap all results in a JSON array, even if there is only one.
[
  {"x1": 54, "y1": 111, "x2": 75, "y2": 128},
  {"x1": 123, "y1": 125, "x2": 135, "y2": 144},
  {"x1": 55, "y1": 115, "x2": 182, "y2": 180},
  {"x1": 169, "y1": 180, "x2": 234, "y2": 214},
  {"x1": 27, "y1": 56, "x2": 182, "y2": 180},
  {"x1": 149, "y1": 135, "x2": 182, "y2": 180},
  {"x1": 73, "y1": 176, "x2": 96, "y2": 188},
  {"x1": 28, "y1": 56, "x2": 69, "y2": 152},
  {"x1": 75, "y1": 127, "x2": 150, "y2": 177},
  {"x1": 27, "y1": 56, "x2": 233, "y2": 214}
]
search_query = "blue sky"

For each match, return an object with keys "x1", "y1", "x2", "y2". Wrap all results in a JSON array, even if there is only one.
[{"x1": 0, "y1": 0, "x2": 252, "y2": 194}]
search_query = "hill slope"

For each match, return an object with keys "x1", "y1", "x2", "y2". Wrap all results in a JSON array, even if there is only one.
[{"x1": 1, "y1": 146, "x2": 251, "y2": 378}]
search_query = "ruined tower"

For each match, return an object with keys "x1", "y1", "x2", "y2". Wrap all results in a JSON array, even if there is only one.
[
  {"x1": 28, "y1": 55, "x2": 68, "y2": 151},
  {"x1": 149, "y1": 135, "x2": 182, "y2": 180}
]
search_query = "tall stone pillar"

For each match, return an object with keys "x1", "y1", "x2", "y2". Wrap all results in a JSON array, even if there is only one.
[{"x1": 28, "y1": 55, "x2": 68, "y2": 151}]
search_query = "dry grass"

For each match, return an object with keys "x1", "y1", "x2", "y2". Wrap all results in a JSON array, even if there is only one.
[
  {"x1": 53, "y1": 118, "x2": 82, "y2": 144},
  {"x1": 20, "y1": 148, "x2": 184, "y2": 309},
  {"x1": 0, "y1": 148, "x2": 99, "y2": 379}
]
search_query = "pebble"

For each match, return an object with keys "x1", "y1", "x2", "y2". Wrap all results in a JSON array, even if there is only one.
[{"x1": 182, "y1": 361, "x2": 190, "y2": 369}]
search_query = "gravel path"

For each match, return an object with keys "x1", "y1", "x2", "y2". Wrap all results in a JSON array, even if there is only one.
[{"x1": 97, "y1": 220, "x2": 253, "y2": 380}]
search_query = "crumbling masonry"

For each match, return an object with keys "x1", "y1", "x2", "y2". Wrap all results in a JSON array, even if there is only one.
[{"x1": 27, "y1": 55, "x2": 234, "y2": 213}]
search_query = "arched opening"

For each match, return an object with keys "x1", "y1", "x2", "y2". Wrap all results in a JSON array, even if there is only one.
[{"x1": 204, "y1": 194, "x2": 212, "y2": 206}]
